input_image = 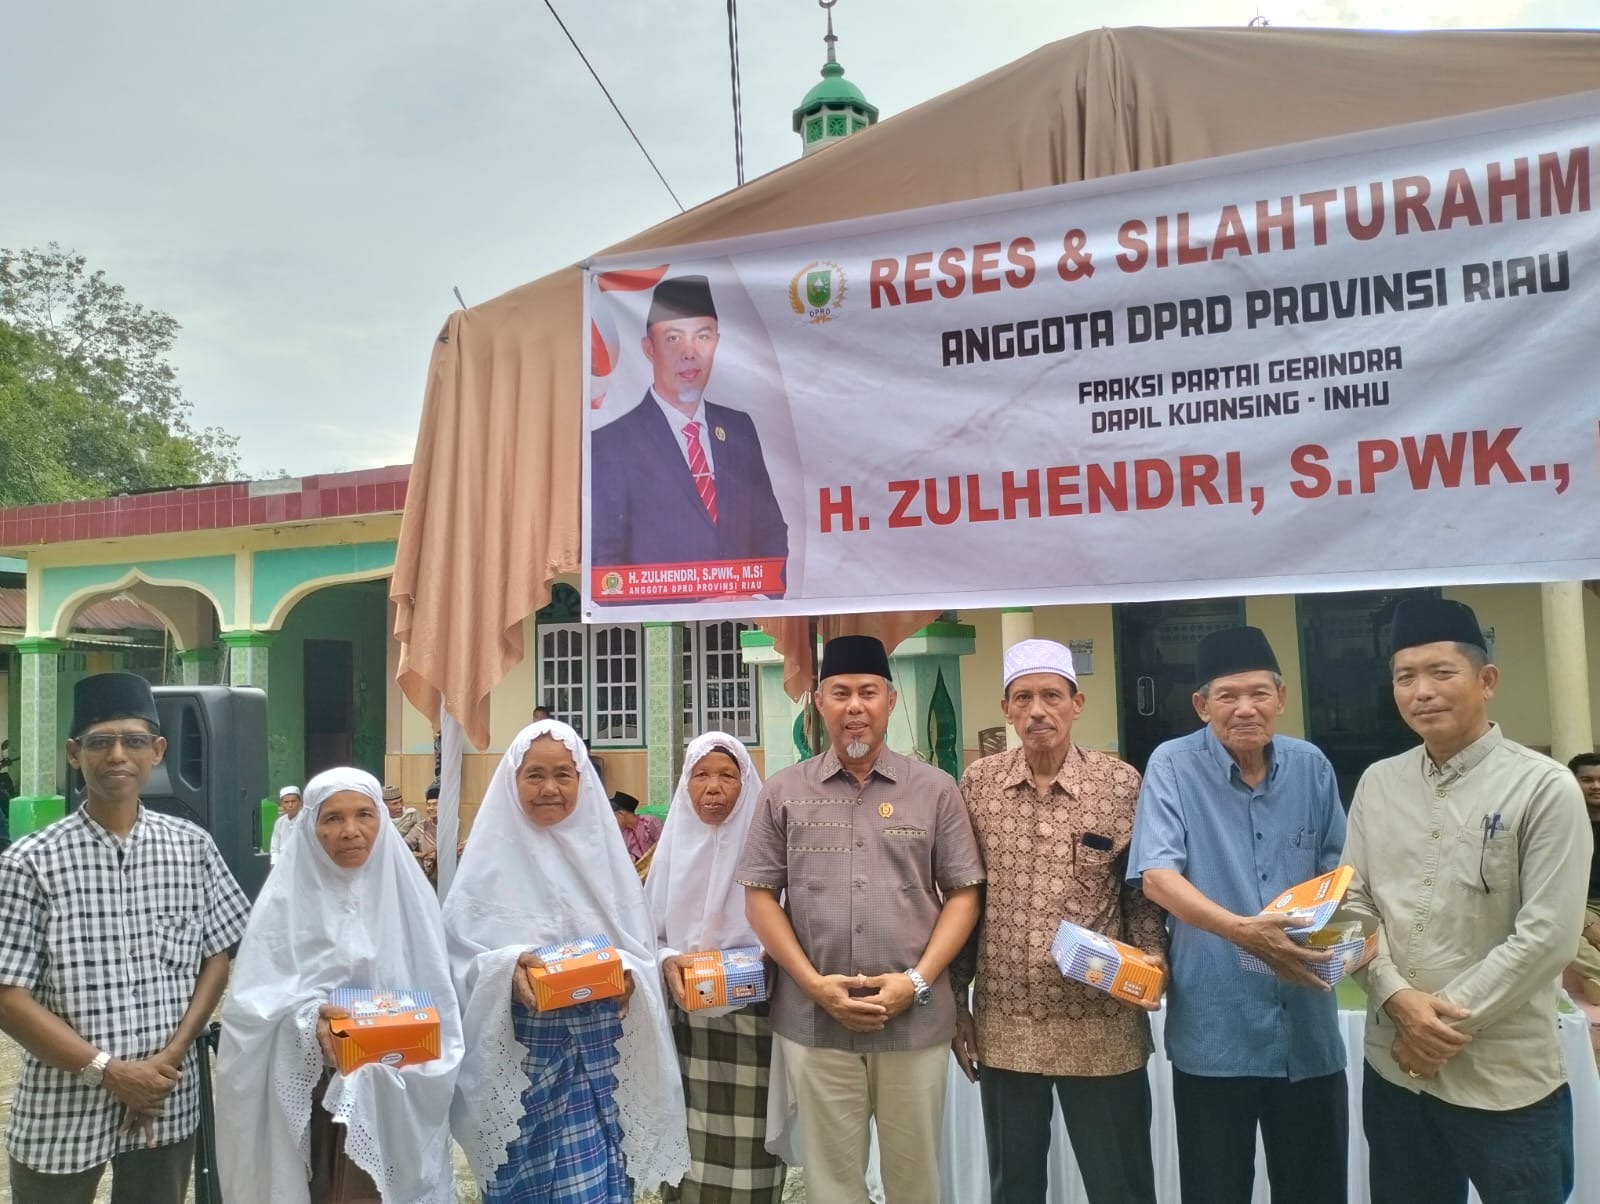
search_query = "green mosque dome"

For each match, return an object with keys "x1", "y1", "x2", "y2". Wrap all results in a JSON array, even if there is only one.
[{"x1": 792, "y1": 3, "x2": 878, "y2": 156}]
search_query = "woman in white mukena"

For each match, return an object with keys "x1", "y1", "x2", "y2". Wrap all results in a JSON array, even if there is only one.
[
  {"x1": 442, "y1": 718, "x2": 688, "y2": 1202},
  {"x1": 646, "y1": 733, "x2": 792, "y2": 1203},
  {"x1": 215, "y1": 767, "x2": 463, "y2": 1203}
]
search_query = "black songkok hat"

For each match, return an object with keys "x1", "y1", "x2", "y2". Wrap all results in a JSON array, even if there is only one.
[
  {"x1": 71, "y1": 672, "x2": 160, "y2": 739},
  {"x1": 1389, "y1": 598, "x2": 1487, "y2": 657},
  {"x1": 1194, "y1": 626, "x2": 1280, "y2": 687},
  {"x1": 647, "y1": 275, "x2": 717, "y2": 327},
  {"x1": 818, "y1": 635, "x2": 892, "y2": 682}
]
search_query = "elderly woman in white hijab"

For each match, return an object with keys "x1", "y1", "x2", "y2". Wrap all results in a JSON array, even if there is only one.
[
  {"x1": 646, "y1": 733, "x2": 790, "y2": 1204},
  {"x1": 216, "y1": 768, "x2": 462, "y2": 1204},
  {"x1": 442, "y1": 719, "x2": 689, "y2": 1202}
]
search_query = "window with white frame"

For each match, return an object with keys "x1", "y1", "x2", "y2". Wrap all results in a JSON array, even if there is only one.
[
  {"x1": 535, "y1": 622, "x2": 643, "y2": 746},
  {"x1": 680, "y1": 626, "x2": 696, "y2": 741},
  {"x1": 535, "y1": 623, "x2": 589, "y2": 738},
  {"x1": 535, "y1": 612, "x2": 756, "y2": 746},
  {"x1": 682, "y1": 620, "x2": 759, "y2": 743},
  {"x1": 589, "y1": 625, "x2": 642, "y2": 745}
]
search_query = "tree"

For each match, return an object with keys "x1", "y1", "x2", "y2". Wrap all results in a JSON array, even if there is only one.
[
  {"x1": 0, "y1": 324, "x2": 84, "y2": 506},
  {"x1": 0, "y1": 243, "x2": 239, "y2": 504}
]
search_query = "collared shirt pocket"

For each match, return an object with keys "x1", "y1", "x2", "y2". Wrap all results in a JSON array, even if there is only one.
[
  {"x1": 1071, "y1": 830, "x2": 1119, "y2": 878},
  {"x1": 156, "y1": 911, "x2": 203, "y2": 974},
  {"x1": 1280, "y1": 824, "x2": 1318, "y2": 881},
  {"x1": 1452, "y1": 821, "x2": 1517, "y2": 896},
  {"x1": 882, "y1": 824, "x2": 932, "y2": 889}
]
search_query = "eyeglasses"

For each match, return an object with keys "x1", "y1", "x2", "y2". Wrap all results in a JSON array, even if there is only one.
[
  {"x1": 1477, "y1": 812, "x2": 1504, "y2": 894},
  {"x1": 77, "y1": 732, "x2": 157, "y2": 753}
]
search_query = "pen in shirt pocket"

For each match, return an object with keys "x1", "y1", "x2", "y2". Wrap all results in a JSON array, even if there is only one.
[{"x1": 1477, "y1": 812, "x2": 1505, "y2": 893}]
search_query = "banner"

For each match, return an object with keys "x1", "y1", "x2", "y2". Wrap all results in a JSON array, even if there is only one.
[{"x1": 582, "y1": 92, "x2": 1600, "y2": 621}]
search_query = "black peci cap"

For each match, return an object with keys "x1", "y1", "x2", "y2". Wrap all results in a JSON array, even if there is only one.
[
  {"x1": 1389, "y1": 598, "x2": 1487, "y2": 657},
  {"x1": 70, "y1": 672, "x2": 160, "y2": 740},
  {"x1": 818, "y1": 635, "x2": 892, "y2": 682},
  {"x1": 646, "y1": 275, "x2": 717, "y2": 326},
  {"x1": 1195, "y1": 626, "x2": 1280, "y2": 687}
]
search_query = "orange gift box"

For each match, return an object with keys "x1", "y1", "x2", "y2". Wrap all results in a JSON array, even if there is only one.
[
  {"x1": 1050, "y1": 920, "x2": 1165, "y2": 1006},
  {"x1": 1237, "y1": 866, "x2": 1376, "y2": 985},
  {"x1": 327, "y1": 988, "x2": 441, "y2": 1075},
  {"x1": 525, "y1": 934, "x2": 627, "y2": 1012},
  {"x1": 681, "y1": 946, "x2": 768, "y2": 1011},
  {"x1": 1258, "y1": 865, "x2": 1355, "y2": 934}
]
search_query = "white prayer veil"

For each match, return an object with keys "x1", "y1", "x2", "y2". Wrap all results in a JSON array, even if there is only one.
[
  {"x1": 216, "y1": 767, "x2": 462, "y2": 1204},
  {"x1": 645, "y1": 732, "x2": 764, "y2": 1018},
  {"x1": 441, "y1": 719, "x2": 689, "y2": 1190}
]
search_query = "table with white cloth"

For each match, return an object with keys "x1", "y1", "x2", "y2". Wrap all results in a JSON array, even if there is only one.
[{"x1": 926, "y1": 1007, "x2": 1600, "y2": 1203}]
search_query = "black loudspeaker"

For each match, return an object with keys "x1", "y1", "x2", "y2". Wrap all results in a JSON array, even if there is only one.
[{"x1": 146, "y1": 686, "x2": 271, "y2": 900}]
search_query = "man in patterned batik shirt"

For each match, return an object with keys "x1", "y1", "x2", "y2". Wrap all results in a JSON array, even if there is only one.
[
  {"x1": 0, "y1": 673, "x2": 250, "y2": 1204},
  {"x1": 951, "y1": 638, "x2": 1167, "y2": 1204}
]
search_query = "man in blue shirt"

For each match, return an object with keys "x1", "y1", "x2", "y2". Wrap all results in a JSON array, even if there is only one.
[{"x1": 1128, "y1": 625, "x2": 1348, "y2": 1204}]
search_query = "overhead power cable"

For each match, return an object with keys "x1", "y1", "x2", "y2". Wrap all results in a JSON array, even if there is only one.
[
  {"x1": 541, "y1": 0, "x2": 685, "y2": 212},
  {"x1": 727, "y1": 0, "x2": 745, "y2": 186}
]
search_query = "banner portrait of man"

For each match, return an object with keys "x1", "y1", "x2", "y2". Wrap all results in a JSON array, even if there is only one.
[{"x1": 588, "y1": 273, "x2": 791, "y2": 605}]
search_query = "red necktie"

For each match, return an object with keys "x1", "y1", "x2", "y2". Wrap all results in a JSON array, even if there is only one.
[{"x1": 684, "y1": 421, "x2": 718, "y2": 524}]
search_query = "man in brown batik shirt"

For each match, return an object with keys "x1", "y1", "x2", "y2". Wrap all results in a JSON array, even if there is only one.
[{"x1": 951, "y1": 638, "x2": 1166, "y2": 1204}]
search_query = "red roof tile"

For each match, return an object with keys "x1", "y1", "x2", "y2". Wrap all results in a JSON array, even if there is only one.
[
  {"x1": 0, "y1": 588, "x2": 164, "y2": 632},
  {"x1": 0, "y1": 465, "x2": 410, "y2": 552}
]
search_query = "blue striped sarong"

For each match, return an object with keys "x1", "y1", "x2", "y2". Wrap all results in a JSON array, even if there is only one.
[{"x1": 485, "y1": 1000, "x2": 630, "y2": 1204}]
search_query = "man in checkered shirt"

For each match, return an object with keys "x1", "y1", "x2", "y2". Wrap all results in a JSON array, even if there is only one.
[{"x1": 0, "y1": 672, "x2": 250, "y2": 1204}]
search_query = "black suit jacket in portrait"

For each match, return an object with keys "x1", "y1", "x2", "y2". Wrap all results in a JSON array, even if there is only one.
[{"x1": 590, "y1": 392, "x2": 789, "y2": 584}]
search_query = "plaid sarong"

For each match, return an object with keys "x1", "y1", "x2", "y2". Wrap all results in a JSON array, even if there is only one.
[
  {"x1": 486, "y1": 1000, "x2": 631, "y2": 1204},
  {"x1": 661, "y1": 1003, "x2": 787, "y2": 1204}
]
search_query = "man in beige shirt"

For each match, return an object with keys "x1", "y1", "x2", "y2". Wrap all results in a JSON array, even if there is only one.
[
  {"x1": 950, "y1": 639, "x2": 1165, "y2": 1204},
  {"x1": 1343, "y1": 597, "x2": 1591, "y2": 1204},
  {"x1": 737, "y1": 635, "x2": 984, "y2": 1204}
]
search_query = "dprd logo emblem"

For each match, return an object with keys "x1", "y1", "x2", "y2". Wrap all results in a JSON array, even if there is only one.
[{"x1": 789, "y1": 260, "x2": 847, "y2": 324}]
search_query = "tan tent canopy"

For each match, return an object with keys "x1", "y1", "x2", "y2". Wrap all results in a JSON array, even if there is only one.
[{"x1": 392, "y1": 24, "x2": 1600, "y2": 745}]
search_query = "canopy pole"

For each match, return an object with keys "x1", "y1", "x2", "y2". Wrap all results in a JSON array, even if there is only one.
[{"x1": 436, "y1": 710, "x2": 465, "y2": 897}]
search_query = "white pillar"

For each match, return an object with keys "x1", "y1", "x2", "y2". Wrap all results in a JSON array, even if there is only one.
[
  {"x1": 1540, "y1": 581, "x2": 1591, "y2": 764},
  {"x1": 999, "y1": 608, "x2": 1035, "y2": 749}
]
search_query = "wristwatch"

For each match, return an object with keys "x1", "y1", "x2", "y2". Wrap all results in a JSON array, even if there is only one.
[
  {"x1": 79, "y1": 1050, "x2": 111, "y2": 1087},
  {"x1": 904, "y1": 968, "x2": 933, "y2": 1006}
]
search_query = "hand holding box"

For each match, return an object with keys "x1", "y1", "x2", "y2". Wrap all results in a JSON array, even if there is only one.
[
  {"x1": 681, "y1": 946, "x2": 769, "y2": 1012},
  {"x1": 524, "y1": 934, "x2": 628, "y2": 1011},
  {"x1": 1051, "y1": 920, "x2": 1166, "y2": 1007},
  {"x1": 1236, "y1": 866, "x2": 1378, "y2": 985},
  {"x1": 327, "y1": 988, "x2": 442, "y2": 1074}
]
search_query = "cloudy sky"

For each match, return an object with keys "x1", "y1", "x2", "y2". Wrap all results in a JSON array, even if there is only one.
[{"x1": 2, "y1": 0, "x2": 1591, "y2": 478}]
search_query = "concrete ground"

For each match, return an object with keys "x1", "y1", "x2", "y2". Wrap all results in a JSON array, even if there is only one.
[{"x1": 0, "y1": 1033, "x2": 806, "y2": 1202}]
